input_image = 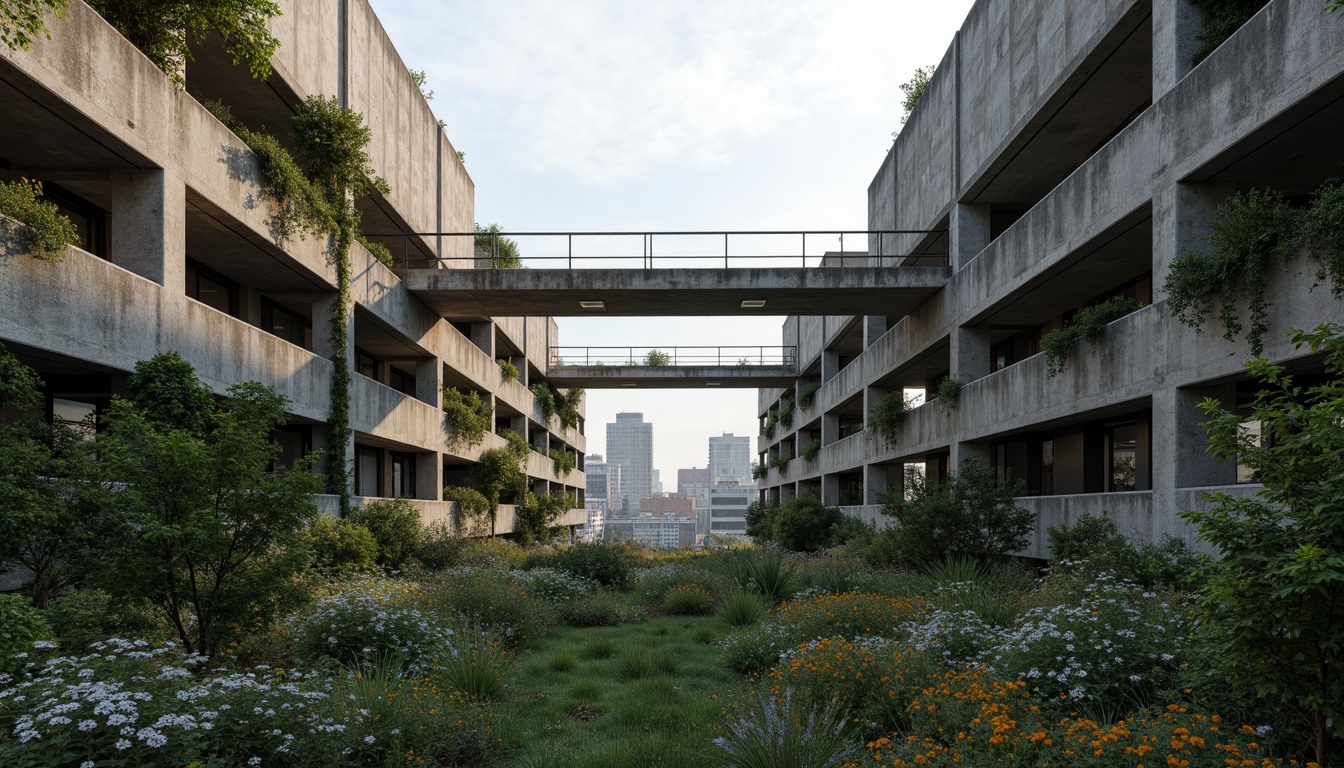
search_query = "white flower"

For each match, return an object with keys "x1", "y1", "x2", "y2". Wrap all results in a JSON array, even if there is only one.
[
  {"x1": 248, "y1": 758, "x2": 263, "y2": 766},
  {"x1": 364, "y1": 734, "x2": 376, "y2": 744},
  {"x1": 115, "y1": 739, "x2": 131, "y2": 750},
  {"x1": 81, "y1": 762, "x2": 95, "y2": 768}
]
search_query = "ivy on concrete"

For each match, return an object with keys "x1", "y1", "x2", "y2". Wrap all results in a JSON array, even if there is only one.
[
  {"x1": 442, "y1": 387, "x2": 492, "y2": 449},
  {"x1": 869, "y1": 390, "x2": 915, "y2": 449},
  {"x1": 555, "y1": 387, "x2": 584, "y2": 431},
  {"x1": 0, "y1": 179, "x2": 80, "y2": 261},
  {"x1": 1041, "y1": 295, "x2": 1142, "y2": 377},
  {"x1": 530, "y1": 383, "x2": 555, "y2": 423},
  {"x1": 801, "y1": 440, "x2": 821, "y2": 462},
  {"x1": 87, "y1": 0, "x2": 281, "y2": 87},
  {"x1": 1164, "y1": 182, "x2": 1344, "y2": 356},
  {"x1": 935, "y1": 375, "x2": 962, "y2": 410}
]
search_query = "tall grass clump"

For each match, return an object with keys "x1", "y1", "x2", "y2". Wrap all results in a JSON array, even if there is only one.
[
  {"x1": 718, "y1": 588, "x2": 769, "y2": 627},
  {"x1": 715, "y1": 688, "x2": 860, "y2": 768},
  {"x1": 732, "y1": 547, "x2": 798, "y2": 605},
  {"x1": 435, "y1": 623, "x2": 511, "y2": 700}
]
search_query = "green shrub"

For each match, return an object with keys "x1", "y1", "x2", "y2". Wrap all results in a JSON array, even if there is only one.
[
  {"x1": 306, "y1": 514, "x2": 378, "y2": 575},
  {"x1": 555, "y1": 387, "x2": 584, "y2": 431},
  {"x1": 1041, "y1": 295, "x2": 1143, "y2": 377},
  {"x1": 497, "y1": 358, "x2": 520, "y2": 381},
  {"x1": 530, "y1": 383, "x2": 556, "y2": 422},
  {"x1": 872, "y1": 458, "x2": 1033, "y2": 568},
  {"x1": 0, "y1": 593, "x2": 51, "y2": 672},
  {"x1": 475, "y1": 223, "x2": 522, "y2": 268},
  {"x1": 745, "y1": 500, "x2": 778, "y2": 542},
  {"x1": 442, "y1": 387, "x2": 492, "y2": 447},
  {"x1": 797, "y1": 381, "x2": 821, "y2": 410},
  {"x1": 800, "y1": 439, "x2": 821, "y2": 462},
  {"x1": 935, "y1": 375, "x2": 961, "y2": 409},
  {"x1": 634, "y1": 564, "x2": 724, "y2": 604},
  {"x1": 899, "y1": 65, "x2": 936, "y2": 124},
  {"x1": 659, "y1": 584, "x2": 716, "y2": 615},
  {"x1": 558, "y1": 593, "x2": 646, "y2": 628},
  {"x1": 717, "y1": 588, "x2": 768, "y2": 627},
  {"x1": 444, "y1": 485, "x2": 491, "y2": 536},
  {"x1": 771, "y1": 494, "x2": 861, "y2": 553},
  {"x1": 415, "y1": 519, "x2": 466, "y2": 571},
  {"x1": 424, "y1": 569, "x2": 554, "y2": 646},
  {"x1": 1047, "y1": 513, "x2": 1208, "y2": 590},
  {"x1": 349, "y1": 497, "x2": 423, "y2": 571},
  {"x1": 1190, "y1": 0, "x2": 1270, "y2": 65},
  {"x1": 548, "y1": 447, "x2": 576, "y2": 476},
  {"x1": 0, "y1": 179, "x2": 80, "y2": 261},
  {"x1": 643, "y1": 350, "x2": 671, "y2": 366},
  {"x1": 45, "y1": 588, "x2": 166, "y2": 653},
  {"x1": 293, "y1": 580, "x2": 452, "y2": 665},
  {"x1": 553, "y1": 542, "x2": 632, "y2": 587},
  {"x1": 497, "y1": 427, "x2": 531, "y2": 460}
]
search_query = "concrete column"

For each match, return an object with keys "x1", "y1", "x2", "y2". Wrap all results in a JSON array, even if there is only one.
[
  {"x1": 820, "y1": 474, "x2": 840, "y2": 506},
  {"x1": 821, "y1": 350, "x2": 841, "y2": 382},
  {"x1": 863, "y1": 463, "x2": 892, "y2": 505},
  {"x1": 311, "y1": 290, "x2": 355, "y2": 495},
  {"x1": 951, "y1": 440, "x2": 990, "y2": 471},
  {"x1": 1153, "y1": 0, "x2": 1203, "y2": 101},
  {"x1": 862, "y1": 385, "x2": 887, "y2": 431},
  {"x1": 949, "y1": 203, "x2": 991, "y2": 270},
  {"x1": 469, "y1": 322, "x2": 494, "y2": 357},
  {"x1": 238, "y1": 287, "x2": 263, "y2": 326},
  {"x1": 950, "y1": 325, "x2": 992, "y2": 385},
  {"x1": 1153, "y1": 181, "x2": 1235, "y2": 287},
  {"x1": 416, "y1": 451, "x2": 442, "y2": 501},
  {"x1": 821, "y1": 412, "x2": 841, "y2": 446},
  {"x1": 1151, "y1": 384, "x2": 1237, "y2": 539},
  {"x1": 109, "y1": 169, "x2": 185, "y2": 288},
  {"x1": 415, "y1": 357, "x2": 442, "y2": 408},
  {"x1": 862, "y1": 316, "x2": 889, "y2": 348}
]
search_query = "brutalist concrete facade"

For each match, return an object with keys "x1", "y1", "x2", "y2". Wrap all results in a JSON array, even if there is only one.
[
  {"x1": 757, "y1": 0, "x2": 1344, "y2": 558},
  {"x1": 0, "y1": 0, "x2": 585, "y2": 532}
]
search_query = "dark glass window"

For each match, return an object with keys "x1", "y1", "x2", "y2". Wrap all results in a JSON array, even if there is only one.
[
  {"x1": 1107, "y1": 423, "x2": 1138, "y2": 492},
  {"x1": 52, "y1": 397, "x2": 97, "y2": 440},
  {"x1": 356, "y1": 446, "x2": 382, "y2": 497},
  {"x1": 1041, "y1": 440, "x2": 1055, "y2": 495},
  {"x1": 390, "y1": 452, "x2": 415, "y2": 498},
  {"x1": 356, "y1": 349, "x2": 379, "y2": 381},
  {"x1": 185, "y1": 260, "x2": 237, "y2": 316},
  {"x1": 388, "y1": 366, "x2": 415, "y2": 395},
  {"x1": 261, "y1": 298, "x2": 308, "y2": 349}
]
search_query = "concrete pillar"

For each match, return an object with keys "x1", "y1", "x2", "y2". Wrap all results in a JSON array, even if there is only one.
[
  {"x1": 1153, "y1": 181, "x2": 1235, "y2": 287},
  {"x1": 951, "y1": 440, "x2": 990, "y2": 471},
  {"x1": 469, "y1": 322, "x2": 494, "y2": 357},
  {"x1": 950, "y1": 203, "x2": 991, "y2": 270},
  {"x1": 863, "y1": 463, "x2": 892, "y2": 505},
  {"x1": 821, "y1": 412, "x2": 841, "y2": 446},
  {"x1": 820, "y1": 474, "x2": 840, "y2": 506},
  {"x1": 1153, "y1": 0, "x2": 1203, "y2": 101},
  {"x1": 950, "y1": 325, "x2": 992, "y2": 385},
  {"x1": 862, "y1": 316, "x2": 889, "y2": 347},
  {"x1": 415, "y1": 357, "x2": 442, "y2": 408},
  {"x1": 311, "y1": 290, "x2": 355, "y2": 495},
  {"x1": 862, "y1": 385, "x2": 886, "y2": 431},
  {"x1": 109, "y1": 169, "x2": 185, "y2": 288},
  {"x1": 416, "y1": 451, "x2": 441, "y2": 501},
  {"x1": 1151, "y1": 384, "x2": 1237, "y2": 539},
  {"x1": 821, "y1": 350, "x2": 841, "y2": 382}
]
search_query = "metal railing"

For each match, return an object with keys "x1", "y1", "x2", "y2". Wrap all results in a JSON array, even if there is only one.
[
  {"x1": 550, "y1": 346, "x2": 798, "y2": 368},
  {"x1": 362, "y1": 229, "x2": 947, "y2": 269}
]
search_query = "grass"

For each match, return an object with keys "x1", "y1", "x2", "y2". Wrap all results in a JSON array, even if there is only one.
[{"x1": 494, "y1": 615, "x2": 737, "y2": 767}]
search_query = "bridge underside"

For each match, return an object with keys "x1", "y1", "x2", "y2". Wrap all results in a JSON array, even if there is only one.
[
  {"x1": 547, "y1": 365, "x2": 797, "y2": 389},
  {"x1": 396, "y1": 267, "x2": 951, "y2": 317}
]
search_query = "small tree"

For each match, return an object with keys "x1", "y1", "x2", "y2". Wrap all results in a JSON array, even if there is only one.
[
  {"x1": 0, "y1": 0, "x2": 67, "y2": 51},
  {"x1": 898, "y1": 65, "x2": 936, "y2": 125},
  {"x1": 97, "y1": 353, "x2": 320, "y2": 656},
  {"x1": 349, "y1": 497, "x2": 423, "y2": 571},
  {"x1": 474, "y1": 223, "x2": 521, "y2": 268},
  {"x1": 0, "y1": 179, "x2": 81, "y2": 261},
  {"x1": 876, "y1": 458, "x2": 1032, "y2": 567},
  {"x1": 772, "y1": 494, "x2": 859, "y2": 553},
  {"x1": 474, "y1": 447, "x2": 525, "y2": 537},
  {"x1": 1179, "y1": 323, "x2": 1344, "y2": 767},
  {"x1": 643, "y1": 350, "x2": 671, "y2": 366}
]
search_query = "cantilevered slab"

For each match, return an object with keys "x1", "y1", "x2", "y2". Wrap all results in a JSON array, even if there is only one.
[
  {"x1": 396, "y1": 267, "x2": 951, "y2": 317},
  {"x1": 548, "y1": 365, "x2": 798, "y2": 389}
]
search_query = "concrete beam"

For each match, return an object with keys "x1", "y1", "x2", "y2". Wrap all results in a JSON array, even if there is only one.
[
  {"x1": 398, "y1": 267, "x2": 951, "y2": 317},
  {"x1": 547, "y1": 365, "x2": 798, "y2": 389}
]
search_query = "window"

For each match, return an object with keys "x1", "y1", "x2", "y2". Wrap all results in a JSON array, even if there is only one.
[
  {"x1": 272, "y1": 426, "x2": 311, "y2": 471},
  {"x1": 390, "y1": 452, "x2": 415, "y2": 498},
  {"x1": 1041, "y1": 440, "x2": 1055, "y2": 495},
  {"x1": 261, "y1": 298, "x2": 308, "y2": 348},
  {"x1": 38, "y1": 181, "x2": 108, "y2": 259},
  {"x1": 356, "y1": 348, "x2": 379, "y2": 381},
  {"x1": 1236, "y1": 419, "x2": 1262, "y2": 484},
  {"x1": 185, "y1": 260, "x2": 237, "y2": 316},
  {"x1": 388, "y1": 366, "x2": 415, "y2": 395},
  {"x1": 356, "y1": 446, "x2": 382, "y2": 497},
  {"x1": 52, "y1": 397, "x2": 97, "y2": 440},
  {"x1": 1107, "y1": 423, "x2": 1139, "y2": 492}
]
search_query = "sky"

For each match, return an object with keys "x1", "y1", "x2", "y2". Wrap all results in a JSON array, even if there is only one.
[{"x1": 366, "y1": 0, "x2": 976, "y2": 484}]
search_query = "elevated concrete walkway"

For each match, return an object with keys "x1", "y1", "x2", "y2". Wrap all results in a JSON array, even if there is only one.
[
  {"x1": 396, "y1": 266, "x2": 952, "y2": 317},
  {"x1": 548, "y1": 364, "x2": 798, "y2": 389}
]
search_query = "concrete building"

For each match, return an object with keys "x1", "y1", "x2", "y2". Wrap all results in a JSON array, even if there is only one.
[
  {"x1": 708, "y1": 433, "x2": 752, "y2": 485},
  {"x1": 606, "y1": 412, "x2": 653, "y2": 513},
  {"x1": 585, "y1": 454, "x2": 611, "y2": 508},
  {"x1": 677, "y1": 467, "x2": 712, "y2": 535},
  {"x1": 756, "y1": 0, "x2": 1344, "y2": 557},
  {"x1": 0, "y1": 0, "x2": 586, "y2": 534},
  {"x1": 639, "y1": 496, "x2": 695, "y2": 517},
  {"x1": 580, "y1": 501, "x2": 605, "y2": 543}
]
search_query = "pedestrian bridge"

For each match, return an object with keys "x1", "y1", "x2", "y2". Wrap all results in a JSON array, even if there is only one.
[{"x1": 546, "y1": 346, "x2": 798, "y2": 389}]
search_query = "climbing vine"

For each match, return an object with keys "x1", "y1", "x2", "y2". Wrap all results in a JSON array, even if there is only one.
[
  {"x1": 530, "y1": 383, "x2": 556, "y2": 423},
  {"x1": 555, "y1": 387, "x2": 584, "y2": 431},
  {"x1": 442, "y1": 387, "x2": 492, "y2": 449},
  {"x1": 1041, "y1": 296, "x2": 1142, "y2": 377},
  {"x1": 548, "y1": 447, "x2": 575, "y2": 477},
  {"x1": 1164, "y1": 182, "x2": 1344, "y2": 357},
  {"x1": 0, "y1": 180, "x2": 80, "y2": 261},
  {"x1": 211, "y1": 97, "x2": 388, "y2": 514}
]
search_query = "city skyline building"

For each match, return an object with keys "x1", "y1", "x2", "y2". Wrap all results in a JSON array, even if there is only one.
[
  {"x1": 708, "y1": 433, "x2": 753, "y2": 485},
  {"x1": 605, "y1": 412, "x2": 653, "y2": 513}
]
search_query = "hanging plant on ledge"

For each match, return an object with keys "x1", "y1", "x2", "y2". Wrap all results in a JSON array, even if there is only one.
[
  {"x1": 934, "y1": 376, "x2": 961, "y2": 410},
  {"x1": 869, "y1": 390, "x2": 916, "y2": 449},
  {"x1": 1041, "y1": 296, "x2": 1143, "y2": 378},
  {"x1": 1163, "y1": 182, "x2": 1344, "y2": 357}
]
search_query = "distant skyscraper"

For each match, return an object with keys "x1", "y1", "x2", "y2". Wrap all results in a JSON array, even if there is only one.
[
  {"x1": 678, "y1": 467, "x2": 713, "y2": 536},
  {"x1": 653, "y1": 469, "x2": 664, "y2": 496},
  {"x1": 585, "y1": 454, "x2": 610, "y2": 507},
  {"x1": 709, "y1": 433, "x2": 752, "y2": 485},
  {"x1": 606, "y1": 412, "x2": 653, "y2": 513}
]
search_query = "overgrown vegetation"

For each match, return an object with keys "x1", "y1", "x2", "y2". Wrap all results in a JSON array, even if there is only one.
[
  {"x1": 548, "y1": 447, "x2": 576, "y2": 476},
  {"x1": 934, "y1": 375, "x2": 961, "y2": 409},
  {"x1": 0, "y1": 179, "x2": 81, "y2": 261},
  {"x1": 0, "y1": 0, "x2": 67, "y2": 51},
  {"x1": 797, "y1": 381, "x2": 821, "y2": 410},
  {"x1": 869, "y1": 458, "x2": 1032, "y2": 568},
  {"x1": 556, "y1": 387, "x2": 584, "y2": 430},
  {"x1": 1180, "y1": 323, "x2": 1344, "y2": 767},
  {"x1": 801, "y1": 439, "x2": 821, "y2": 462},
  {"x1": 898, "y1": 65, "x2": 936, "y2": 126},
  {"x1": 1189, "y1": 0, "x2": 1271, "y2": 66},
  {"x1": 349, "y1": 497, "x2": 423, "y2": 571},
  {"x1": 442, "y1": 386, "x2": 493, "y2": 448},
  {"x1": 869, "y1": 390, "x2": 914, "y2": 448},
  {"x1": 1164, "y1": 182, "x2": 1344, "y2": 355},
  {"x1": 747, "y1": 494, "x2": 868, "y2": 553},
  {"x1": 475, "y1": 223, "x2": 522, "y2": 268},
  {"x1": 497, "y1": 358, "x2": 520, "y2": 382},
  {"x1": 643, "y1": 349, "x2": 671, "y2": 366},
  {"x1": 474, "y1": 446, "x2": 525, "y2": 537},
  {"x1": 530, "y1": 382, "x2": 555, "y2": 422},
  {"x1": 87, "y1": 0, "x2": 282, "y2": 87},
  {"x1": 1041, "y1": 295, "x2": 1142, "y2": 377}
]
